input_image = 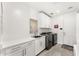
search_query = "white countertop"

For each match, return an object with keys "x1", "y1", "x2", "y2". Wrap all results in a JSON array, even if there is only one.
[{"x1": 1, "y1": 37, "x2": 36, "y2": 49}]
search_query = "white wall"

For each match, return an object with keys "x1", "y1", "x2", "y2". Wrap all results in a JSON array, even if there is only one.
[
  {"x1": 51, "y1": 15, "x2": 64, "y2": 44},
  {"x1": 2, "y1": 3, "x2": 29, "y2": 43},
  {"x1": 2, "y1": 2, "x2": 39, "y2": 45},
  {"x1": 76, "y1": 13, "x2": 79, "y2": 44},
  {"x1": 0, "y1": 17, "x2": 1, "y2": 41},
  {"x1": 0, "y1": 3, "x2": 1, "y2": 38},
  {"x1": 51, "y1": 12, "x2": 76, "y2": 45},
  {"x1": 29, "y1": 7, "x2": 40, "y2": 36},
  {"x1": 74, "y1": 13, "x2": 79, "y2": 56},
  {"x1": 30, "y1": 7, "x2": 38, "y2": 20}
]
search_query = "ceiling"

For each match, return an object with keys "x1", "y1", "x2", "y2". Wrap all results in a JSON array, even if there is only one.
[{"x1": 28, "y1": 2, "x2": 79, "y2": 17}]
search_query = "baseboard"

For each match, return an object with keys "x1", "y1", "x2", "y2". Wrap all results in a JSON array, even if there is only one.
[
  {"x1": 61, "y1": 44, "x2": 73, "y2": 51},
  {"x1": 36, "y1": 49, "x2": 46, "y2": 56}
]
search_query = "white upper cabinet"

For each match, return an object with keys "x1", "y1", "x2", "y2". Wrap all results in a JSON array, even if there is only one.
[{"x1": 39, "y1": 13, "x2": 51, "y2": 28}]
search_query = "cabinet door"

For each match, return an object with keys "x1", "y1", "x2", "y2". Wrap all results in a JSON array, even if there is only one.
[
  {"x1": 35, "y1": 39, "x2": 40, "y2": 55},
  {"x1": 63, "y1": 12, "x2": 76, "y2": 46},
  {"x1": 39, "y1": 13, "x2": 50, "y2": 28},
  {"x1": 35, "y1": 37, "x2": 45, "y2": 55},
  {"x1": 9, "y1": 49, "x2": 25, "y2": 56},
  {"x1": 40, "y1": 36, "x2": 45, "y2": 51},
  {"x1": 26, "y1": 45, "x2": 35, "y2": 56},
  {"x1": 26, "y1": 41, "x2": 35, "y2": 56},
  {"x1": 38, "y1": 37, "x2": 45, "y2": 53}
]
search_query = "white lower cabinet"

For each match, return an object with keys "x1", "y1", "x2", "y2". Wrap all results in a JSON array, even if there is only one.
[
  {"x1": 40, "y1": 36, "x2": 45, "y2": 51},
  {"x1": 8, "y1": 49, "x2": 25, "y2": 56},
  {"x1": 35, "y1": 38, "x2": 41, "y2": 55},
  {"x1": 4, "y1": 45, "x2": 25, "y2": 56},
  {"x1": 1, "y1": 37, "x2": 45, "y2": 56},
  {"x1": 1, "y1": 40, "x2": 35, "y2": 56},
  {"x1": 35, "y1": 36, "x2": 45, "y2": 55}
]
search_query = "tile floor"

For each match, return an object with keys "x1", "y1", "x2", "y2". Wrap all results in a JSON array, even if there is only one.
[{"x1": 38, "y1": 44, "x2": 74, "y2": 56}]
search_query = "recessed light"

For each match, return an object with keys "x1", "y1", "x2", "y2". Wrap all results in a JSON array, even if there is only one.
[{"x1": 68, "y1": 7, "x2": 73, "y2": 9}]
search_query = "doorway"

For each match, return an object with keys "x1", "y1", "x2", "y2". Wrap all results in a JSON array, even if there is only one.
[{"x1": 56, "y1": 12, "x2": 76, "y2": 46}]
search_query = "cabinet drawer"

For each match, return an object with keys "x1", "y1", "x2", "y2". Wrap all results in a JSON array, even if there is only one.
[
  {"x1": 5, "y1": 40, "x2": 35, "y2": 56},
  {"x1": 6, "y1": 49, "x2": 25, "y2": 56},
  {"x1": 5, "y1": 46, "x2": 22, "y2": 55},
  {"x1": 22, "y1": 40, "x2": 35, "y2": 47}
]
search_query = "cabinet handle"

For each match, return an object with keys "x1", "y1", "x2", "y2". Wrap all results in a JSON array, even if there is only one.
[
  {"x1": 11, "y1": 46, "x2": 21, "y2": 52},
  {"x1": 23, "y1": 49, "x2": 26, "y2": 56}
]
